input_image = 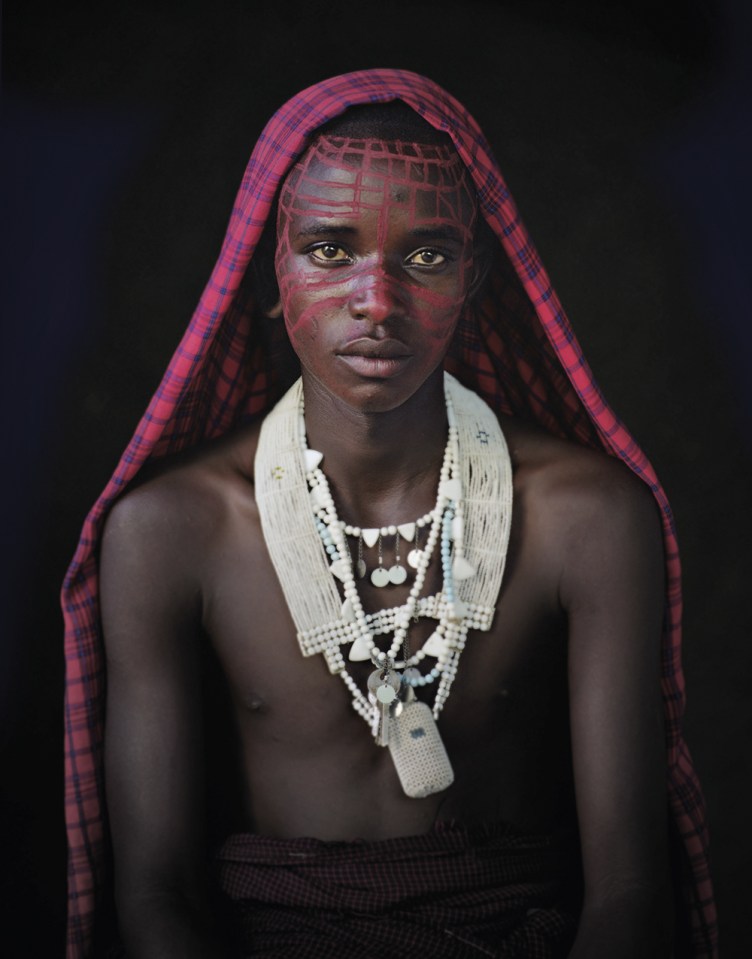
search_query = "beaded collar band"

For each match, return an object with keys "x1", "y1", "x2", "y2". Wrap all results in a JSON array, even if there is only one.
[{"x1": 255, "y1": 373, "x2": 513, "y2": 794}]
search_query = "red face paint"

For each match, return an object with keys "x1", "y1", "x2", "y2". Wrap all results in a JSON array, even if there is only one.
[{"x1": 274, "y1": 136, "x2": 477, "y2": 410}]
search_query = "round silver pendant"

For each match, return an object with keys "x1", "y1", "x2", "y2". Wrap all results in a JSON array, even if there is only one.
[
  {"x1": 407, "y1": 549, "x2": 424, "y2": 569},
  {"x1": 356, "y1": 559, "x2": 367, "y2": 579},
  {"x1": 375, "y1": 684, "x2": 397, "y2": 704},
  {"x1": 388, "y1": 564, "x2": 407, "y2": 585},
  {"x1": 367, "y1": 668, "x2": 401, "y2": 696},
  {"x1": 370, "y1": 566, "x2": 390, "y2": 588}
]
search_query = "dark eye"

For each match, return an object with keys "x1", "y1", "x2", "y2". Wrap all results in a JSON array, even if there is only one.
[
  {"x1": 309, "y1": 244, "x2": 351, "y2": 263},
  {"x1": 407, "y1": 249, "x2": 447, "y2": 267}
]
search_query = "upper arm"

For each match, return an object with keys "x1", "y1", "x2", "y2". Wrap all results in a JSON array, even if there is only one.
[
  {"x1": 556, "y1": 458, "x2": 669, "y2": 908},
  {"x1": 100, "y1": 482, "x2": 208, "y2": 908}
]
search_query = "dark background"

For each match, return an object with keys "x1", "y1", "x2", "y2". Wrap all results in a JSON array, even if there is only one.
[{"x1": 3, "y1": 0, "x2": 751, "y2": 954}]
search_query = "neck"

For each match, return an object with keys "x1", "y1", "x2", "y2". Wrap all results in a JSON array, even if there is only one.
[{"x1": 302, "y1": 370, "x2": 448, "y2": 526}]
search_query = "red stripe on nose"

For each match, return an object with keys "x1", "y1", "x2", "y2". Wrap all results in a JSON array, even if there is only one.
[{"x1": 347, "y1": 271, "x2": 407, "y2": 324}]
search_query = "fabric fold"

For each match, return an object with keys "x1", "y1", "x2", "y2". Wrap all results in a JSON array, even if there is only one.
[{"x1": 215, "y1": 821, "x2": 578, "y2": 958}]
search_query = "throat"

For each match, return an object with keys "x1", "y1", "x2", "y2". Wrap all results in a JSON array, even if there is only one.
[{"x1": 302, "y1": 380, "x2": 450, "y2": 520}]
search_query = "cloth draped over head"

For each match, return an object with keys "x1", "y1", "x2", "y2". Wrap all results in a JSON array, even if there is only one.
[{"x1": 62, "y1": 68, "x2": 717, "y2": 957}]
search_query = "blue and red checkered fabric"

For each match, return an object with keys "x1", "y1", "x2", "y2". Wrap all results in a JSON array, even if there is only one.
[{"x1": 61, "y1": 69, "x2": 717, "y2": 957}]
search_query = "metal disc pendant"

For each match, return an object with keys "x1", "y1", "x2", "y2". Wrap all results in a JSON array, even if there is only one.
[
  {"x1": 376, "y1": 684, "x2": 397, "y2": 704},
  {"x1": 356, "y1": 559, "x2": 367, "y2": 579},
  {"x1": 367, "y1": 668, "x2": 401, "y2": 697},
  {"x1": 388, "y1": 564, "x2": 407, "y2": 585},
  {"x1": 407, "y1": 549, "x2": 424, "y2": 570},
  {"x1": 371, "y1": 566, "x2": 389, "y2": 587}
]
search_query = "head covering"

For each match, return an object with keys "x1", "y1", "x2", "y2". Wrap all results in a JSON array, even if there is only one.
[{"x1": 62, "y1": 68, "x2": 717, "y2": 957}]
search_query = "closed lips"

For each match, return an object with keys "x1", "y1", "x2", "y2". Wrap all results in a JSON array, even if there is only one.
[{"x1": 338, "y1": 340, "x2": 411, "y2": 358}]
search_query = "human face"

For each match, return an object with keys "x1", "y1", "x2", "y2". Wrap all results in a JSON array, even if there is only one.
[{"x1": 274, "y1": 135, "x2": 477, "y2": 412}]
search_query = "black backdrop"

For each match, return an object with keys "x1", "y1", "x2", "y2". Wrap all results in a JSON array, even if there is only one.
[{"x1": 3, "y1": 0, "x2": 751, "y2": 954}]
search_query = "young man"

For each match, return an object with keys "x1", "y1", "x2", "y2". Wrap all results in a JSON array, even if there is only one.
[{"x1": 62, "y1": 70, "x2": 717, "y2": 958}]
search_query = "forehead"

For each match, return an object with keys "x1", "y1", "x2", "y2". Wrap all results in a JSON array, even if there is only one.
[{"x1": 279, "y1": 135, "x2": 477, "y2": 227}]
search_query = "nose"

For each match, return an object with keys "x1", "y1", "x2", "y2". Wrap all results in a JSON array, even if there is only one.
[{"x1": 347, "y1": 267, "x2": 407, "y2": 325}]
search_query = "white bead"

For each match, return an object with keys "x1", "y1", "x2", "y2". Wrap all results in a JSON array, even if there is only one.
[
  {"x1": 348, "y1": 635, "x2": 372, "y2": 661},
  {"x1": 453, "y1": 556, "x2": 476, "y2": 580},
  {"x1": 310, "y1": 485, "x2": 328, "y2": 508},
  {"x1": 362, "y1": 528, "x2": 380, "y2": 548},
  {"x1": 329, "y1": 559, "x2": 349, "y2": 583},
  {"x1": 397, "y1": 522, "x2": 416, "y2": 541},
  {"x1": 304, "y1": 449, "x2": 323, "y2": 471},
  {"x1": 451, "y1": 515, "x2": 464, "y2": 542},
  {"x1": 423, "y1": 631, "x2": 446, "y2": 658}
]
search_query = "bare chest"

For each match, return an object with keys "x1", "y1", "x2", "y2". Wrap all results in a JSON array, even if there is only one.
[{"x1": 200, "y1": 506, "x2": 575, "y2": 838}]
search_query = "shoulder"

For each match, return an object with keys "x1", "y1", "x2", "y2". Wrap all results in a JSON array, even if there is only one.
[
  {"x1": 501, "y1": 413, "x2": 660, "y2": 524},
  {"x1": 499, "y1": 414, "x2": 664, "y2": 588},
  {"x1": 101, "y1": 419, "x2": 264, "y2": 565},
  {"x1": 99, "y1": 421, "x2": 266, "y2": 656}
]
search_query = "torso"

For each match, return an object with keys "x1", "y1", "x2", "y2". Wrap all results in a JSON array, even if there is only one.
[{"x1": 146, "y1": 408, "x2": 588, "y2": 845}]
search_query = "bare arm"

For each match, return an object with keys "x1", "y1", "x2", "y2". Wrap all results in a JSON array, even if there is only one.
[
  {"x1": 555, "y1": 460, "x2": 673, "y2": 958},
  {"x1": 101, "y1": 481, "x2": 233, "y2": 958}
]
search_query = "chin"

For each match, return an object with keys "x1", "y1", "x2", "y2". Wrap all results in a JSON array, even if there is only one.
[
  {"x1": 341, "y1": 382, "x2": 421, "y2": 415},
  {"x1": 303, "y1": 362, "x2": 446, "y2": 417}
]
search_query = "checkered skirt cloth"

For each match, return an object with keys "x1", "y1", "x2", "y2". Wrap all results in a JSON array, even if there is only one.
[{"x1": 215, "y1": 820, "x2": 577, "y2": 958}]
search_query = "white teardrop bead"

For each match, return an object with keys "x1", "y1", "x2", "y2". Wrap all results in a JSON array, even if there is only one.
[
  {"x1": 329, "y1": 559, "x2": 349, "y2": 583},
  {"x1": 451, "y1": 515, "x2": 464, "y2": 542},
  {"x1": 304, "y1": 449, "x2": 323, "y2": 471},
  {"x1": 341, "y1": 597, "x2": 355, "y2": 622},
  {"x1": 422, "y1": 631, "x2": 446, "y2": 658},
  {"x1": 348, "y1": 635, "x2": 372, "y2": 661},
  {"x1": 453, "y1": 556, "x2": 476, "y2": 580},
  {"x1": 362, "y1": 528, "x2": 380, "y2": 548},
  {"x1": 397, "y1": 522, "x2": 416, "y2": 542}
]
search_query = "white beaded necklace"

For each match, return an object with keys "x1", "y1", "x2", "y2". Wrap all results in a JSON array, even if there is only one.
[
  {"x1": 305, "y1": 390, "x2": 457, "y2": 673},
  {"x1": 255, "y1": 373, "x2": 513, "y2": 796}
]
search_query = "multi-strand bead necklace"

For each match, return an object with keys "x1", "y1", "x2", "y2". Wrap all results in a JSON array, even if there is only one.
[{"x1": 254, "y1": 373, "x2": 512, "y2": 790}]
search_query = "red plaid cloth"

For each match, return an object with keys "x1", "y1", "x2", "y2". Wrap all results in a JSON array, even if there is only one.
[
  {"x1": 215, "y1": 821, "x2": 577, "y2": 958},
  {"x1": 62, "y1": 69, "x2": 717, "y2": 957}
]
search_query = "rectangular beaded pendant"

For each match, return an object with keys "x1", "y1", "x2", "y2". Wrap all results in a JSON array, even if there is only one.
[{"x1": 388, "y1": 700, "x2": 455, "y2": 798}]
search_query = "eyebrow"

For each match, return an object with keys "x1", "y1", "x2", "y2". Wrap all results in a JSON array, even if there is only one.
[
  {"x1": 295, "y1": 222, "x2": 465, "y2": 242},
  {"x1": 295, "y1": 223, "x2": 358, "y2": 238},
  {"x1": 408, "y1": 225, "x2": 465, "y2": 243}
]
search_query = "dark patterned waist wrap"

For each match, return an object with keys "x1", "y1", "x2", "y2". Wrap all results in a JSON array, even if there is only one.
[{"x1": 214, "y1": 820, "x2": 578, "y2": 958}]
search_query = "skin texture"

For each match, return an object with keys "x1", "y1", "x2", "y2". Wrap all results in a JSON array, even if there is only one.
[{"x1": 101, "y1": 138, "x2": 672, "y2": 957}]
